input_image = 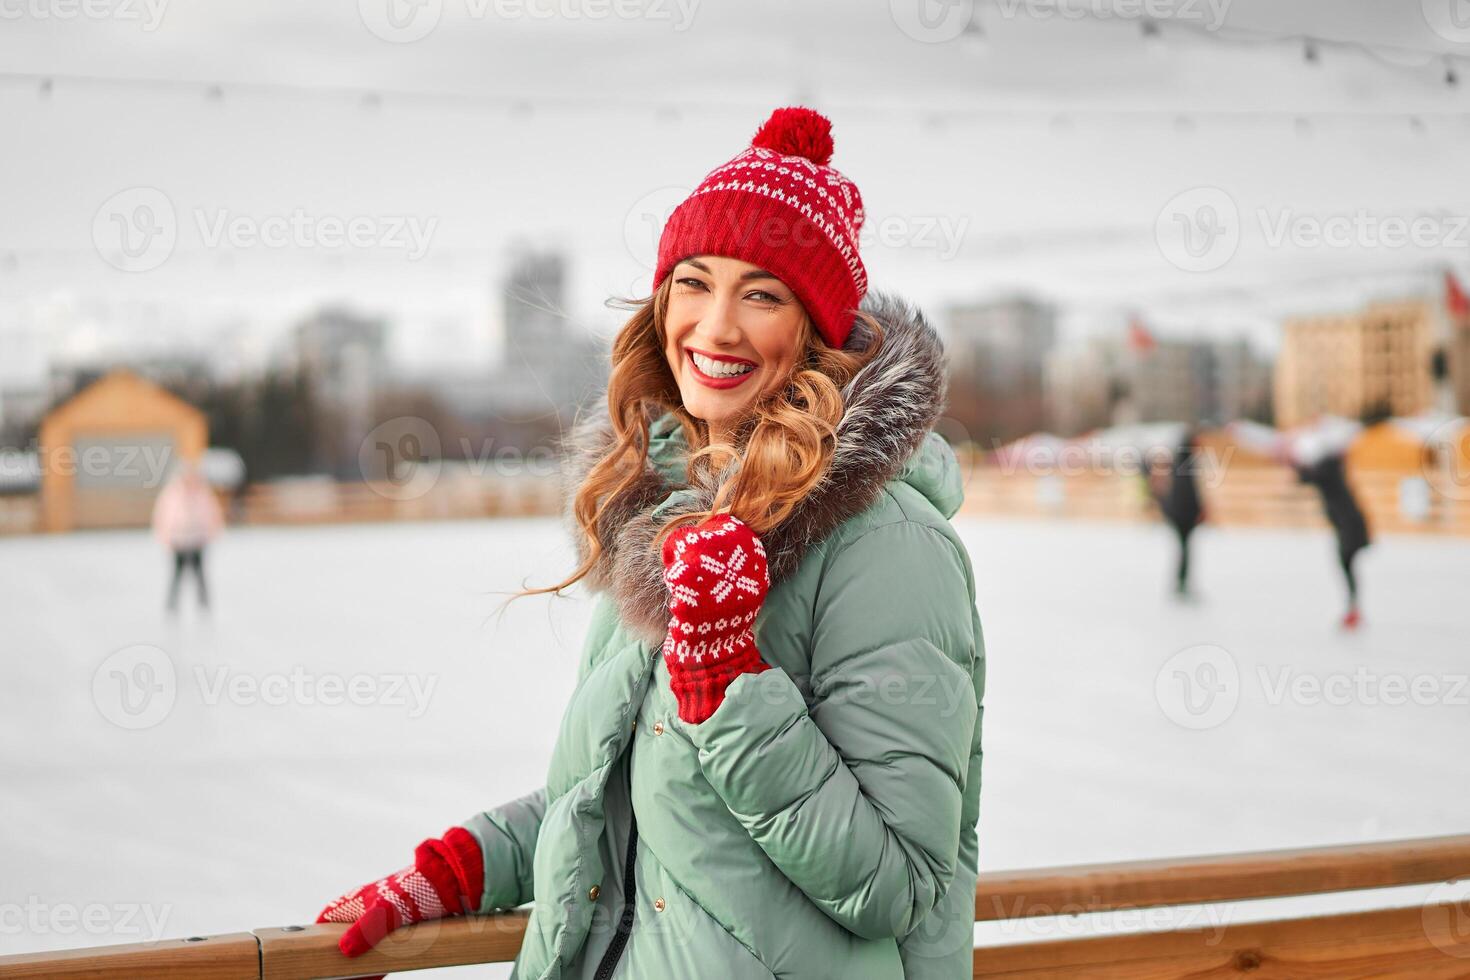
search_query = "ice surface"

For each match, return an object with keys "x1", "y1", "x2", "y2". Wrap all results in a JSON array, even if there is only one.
[{"x1": 3, "y1": 516, "x2": 1466, "y2": 970}]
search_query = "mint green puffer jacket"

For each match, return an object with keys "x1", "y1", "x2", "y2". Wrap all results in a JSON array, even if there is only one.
[{"x1": 460, "y1": 294, "x2": 986, "y2": 979}]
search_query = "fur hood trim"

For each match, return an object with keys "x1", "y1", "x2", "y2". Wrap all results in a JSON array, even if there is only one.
[{"x1": 556, "y1": 291, "x2": 948, "y2": 645}]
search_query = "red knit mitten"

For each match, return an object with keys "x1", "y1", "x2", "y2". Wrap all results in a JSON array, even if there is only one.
[
  {"x1": 317, "y1": 827, "x2": 483, "y2": 961},
  {"x1": 661, "y1": 514, "x2": 772, "y2": 725}
]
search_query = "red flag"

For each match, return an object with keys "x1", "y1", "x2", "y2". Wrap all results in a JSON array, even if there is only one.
[
  {"x1": 1128, "y1": 316, "x2": 1157, "y2": 354},
  {"x1": 1446, "y1": 270, "x2": 1470, "y2": 319}
]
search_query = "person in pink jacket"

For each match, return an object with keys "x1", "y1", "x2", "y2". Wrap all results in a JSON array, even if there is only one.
[{"x1": 150, "y1": 458, "x2": 225, "y2": 613}]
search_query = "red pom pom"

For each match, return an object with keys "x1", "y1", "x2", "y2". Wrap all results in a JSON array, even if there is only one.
[{"x1": 751, "y1": 106, "x2": 834, "y2": 166}]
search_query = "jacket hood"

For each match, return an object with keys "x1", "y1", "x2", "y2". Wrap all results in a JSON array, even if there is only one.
[{"x1": 557, "y1": 290, "x2": 957, "y2": 646}]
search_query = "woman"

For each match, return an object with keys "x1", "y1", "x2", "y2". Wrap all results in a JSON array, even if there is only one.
[
  {"x1": 150, "y1": 457, "x2": 224, "y2": 613},
  {"x1": 317, "y1": 107, "x2": 987, "y2": 980}
]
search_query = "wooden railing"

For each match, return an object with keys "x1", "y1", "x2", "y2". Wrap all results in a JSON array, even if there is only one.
[{"x1": 4, "y1": 834, "x2": 1468, "y2": 978}]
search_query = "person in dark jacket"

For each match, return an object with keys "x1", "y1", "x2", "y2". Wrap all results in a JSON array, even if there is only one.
[
  {"x1": 1146, "y1": 432, "x2": 1205, "y2": 597},
  {"x1": 1294, "y1": 453, "x2": 1370, "y2": 629}
]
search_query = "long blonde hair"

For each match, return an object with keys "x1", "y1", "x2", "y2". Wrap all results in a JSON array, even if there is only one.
[{"x1": 518, "y1": 275, "x2": 884, "y2": 601}]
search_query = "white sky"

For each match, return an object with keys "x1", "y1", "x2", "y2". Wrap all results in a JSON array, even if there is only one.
[{"x1": 3, "y1": 0, "x2": 1470, "y2": 383}]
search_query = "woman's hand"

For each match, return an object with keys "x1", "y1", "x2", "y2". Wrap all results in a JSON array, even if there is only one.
[
  {"x1": 316, "y1": 827, "x2": 483, "y2": 961},
  {"x1": 660, "y1": 513, "x2": 773, "y2": 724}
]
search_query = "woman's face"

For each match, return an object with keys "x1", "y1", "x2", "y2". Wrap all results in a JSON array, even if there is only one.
[{"x1": 662, "y1": 255, "x2": 807, "y2": 435}]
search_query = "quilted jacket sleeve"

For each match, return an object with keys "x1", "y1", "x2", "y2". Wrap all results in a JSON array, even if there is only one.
[
  {"x1": 460, "y1": 786, "x2": 548, "y2": 913},
  {"x1": 683, "y1": 519, "x2": 981, "y2": 941}
]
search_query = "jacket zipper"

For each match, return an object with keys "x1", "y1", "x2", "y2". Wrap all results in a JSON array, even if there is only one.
[{"x1": 592, "y1": 806, "x2": 639, "y2": 980}]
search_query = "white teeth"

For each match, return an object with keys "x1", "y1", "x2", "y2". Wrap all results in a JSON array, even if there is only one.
[{"x1": 691, "y1": 351, "x2": 755, "y2": 378}]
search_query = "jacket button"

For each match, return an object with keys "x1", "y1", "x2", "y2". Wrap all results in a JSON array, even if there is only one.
[
  {"x1": 652, "y1": 721, "x2": 665, "y2": 736},
  {"x1": 653, "y1": 898, "x2": 666, "y2": 912},
  {"x1": 588, "y1": 885, "x2": 601, "y2": 901},
  {"x1": 631, "y1": 719, "x2": 637, "y2": 732}
]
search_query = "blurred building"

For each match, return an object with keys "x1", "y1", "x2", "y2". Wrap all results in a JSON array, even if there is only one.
[
  {"x1": 291, "y1": 307, "x2": 389, "y2": 476},
  {"x1": 945, "y1": 296, "x2": 1057, "y2": 445},
  {"x1": 1044, "y1": 339, "x2": 1114, "y2": 436},
  {"x1": 1275, "y1": 299, "x2": 1435, "y2": 428},
  {"x1": 37, "y1": 369, "x2": 206, "y2": 532},
  {"x1": 486, "y1": 249, "x2": 607, "y2": 425},
  {"x1": 1045, "y1": 330, "x2": 1270, "y2": 435}
]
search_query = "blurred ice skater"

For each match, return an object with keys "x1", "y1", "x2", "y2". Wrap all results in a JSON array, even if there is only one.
[
  {"x1": 151, "y1": 458, "x2": 225, "y2": 614},
  {"x1": 1232, "y1": 417, "x2": 1370, "y2": 629},
  {"x1": 1147, "y1": 431, "x2": 1206, "y2": 599}
]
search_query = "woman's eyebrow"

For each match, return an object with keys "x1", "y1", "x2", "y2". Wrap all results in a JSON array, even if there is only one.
[{"x1": 675, "y1": 258, "x2": 779, "y2": 282}]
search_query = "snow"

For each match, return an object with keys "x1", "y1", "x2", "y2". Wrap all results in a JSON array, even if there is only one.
[{"x1": 2, "y1": 517, "x2": 1467, "y2": 970}]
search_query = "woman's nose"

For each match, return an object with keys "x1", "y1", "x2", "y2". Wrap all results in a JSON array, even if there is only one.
[{"x1": 700, "y1": 294, "x2": 743, "y2": 345}]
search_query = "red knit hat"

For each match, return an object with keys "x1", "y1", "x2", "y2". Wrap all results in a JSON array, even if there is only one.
[{"x1": 653, "y1": 107, "x2": 868, "y2": 349}]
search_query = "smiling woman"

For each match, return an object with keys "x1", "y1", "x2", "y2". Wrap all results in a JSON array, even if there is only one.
[{"x1": 316, "y1": 106, "x2": 987, "y2": 980}]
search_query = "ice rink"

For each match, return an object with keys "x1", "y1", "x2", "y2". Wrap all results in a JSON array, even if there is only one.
[{"x1": 3, "y1": 516, "x2": 1468, "y2": 971}]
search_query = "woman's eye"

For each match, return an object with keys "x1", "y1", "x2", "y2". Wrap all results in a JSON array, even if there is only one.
[
  {"x1": 674, "y1": 277, "x2": 707, "y2": 290},
  {"x1": 747, "y1": 290, "x2": 780, "y2": 303}
]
